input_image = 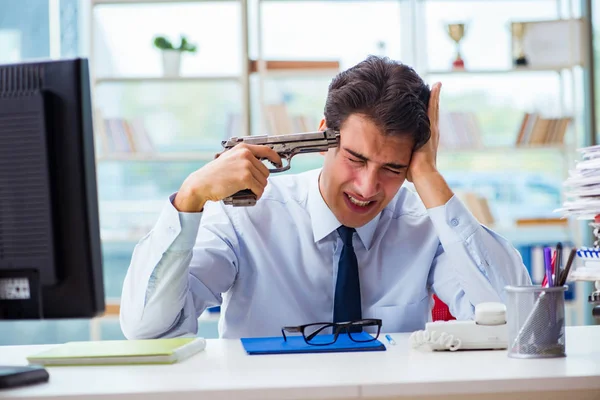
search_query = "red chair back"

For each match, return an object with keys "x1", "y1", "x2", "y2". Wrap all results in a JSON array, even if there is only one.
[{"x1": 431, "y1": 294, "x2": 456, "y2": 321}]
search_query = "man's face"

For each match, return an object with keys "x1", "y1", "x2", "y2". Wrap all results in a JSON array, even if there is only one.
[{"x1": 319, "y1": 114, "x2": 414, "y2": 228}]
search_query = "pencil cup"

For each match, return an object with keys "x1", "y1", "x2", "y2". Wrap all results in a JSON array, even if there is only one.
[{"x1": 505, "y1": 285, "x2": 567, "y2": 359}]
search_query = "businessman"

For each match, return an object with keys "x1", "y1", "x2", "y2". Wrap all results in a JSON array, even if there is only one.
[{"x1": 120, "y1": 55, "x2": 531, "y2": 339}]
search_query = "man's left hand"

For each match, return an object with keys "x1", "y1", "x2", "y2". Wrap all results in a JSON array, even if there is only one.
[
  {"x1": 407, "y1": 82, "x2": 453, "y2": 209},
  {"x1": 407, "y1": 82, "x2": 442, "y2": 182}
]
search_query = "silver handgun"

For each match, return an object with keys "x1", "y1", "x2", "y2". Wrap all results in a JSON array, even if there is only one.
[{"x1": 220, "y1": 128, "x2": 340, "y2": 206}]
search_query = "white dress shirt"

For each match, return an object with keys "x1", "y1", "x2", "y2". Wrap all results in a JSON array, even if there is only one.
[{"x1": 120, "y1": 168, "x2": 531, "y2": 339}]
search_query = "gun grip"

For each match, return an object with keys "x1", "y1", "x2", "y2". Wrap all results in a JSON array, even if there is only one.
[{"x1": 222, "y1": 189, "x2": 257, "y2": 207}]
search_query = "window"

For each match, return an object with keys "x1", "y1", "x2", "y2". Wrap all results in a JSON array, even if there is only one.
[
  {"x1": 0, "y1": 0, "x2": 94, "y2": 345},
  {"x1": 1, "y1": 0, "x2": 592, "y2": 344}
]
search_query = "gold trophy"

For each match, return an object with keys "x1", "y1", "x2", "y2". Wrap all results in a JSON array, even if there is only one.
[
  {"x1": 511, "y1": 22, "x2": 528, "y2": 66},
  {"x1": 447, "y1": 23, "x2": 466, "y2": 70}
]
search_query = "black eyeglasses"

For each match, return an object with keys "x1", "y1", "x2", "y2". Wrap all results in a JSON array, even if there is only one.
[{"x1": 281, "y1": 319, "x2": 382, "y2": 346}]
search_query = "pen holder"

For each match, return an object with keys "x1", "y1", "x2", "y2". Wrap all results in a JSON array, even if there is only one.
[{"x1": 505, "y1": 285, "x2": 567, "y2": 358}]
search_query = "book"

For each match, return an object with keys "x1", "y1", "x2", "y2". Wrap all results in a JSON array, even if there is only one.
[
  {"x1": 241, "y1": 332, "x2": 386, "y2": 355},
  {"x1": 26, "y1": 337, "x2": 206, "y2": 366}
]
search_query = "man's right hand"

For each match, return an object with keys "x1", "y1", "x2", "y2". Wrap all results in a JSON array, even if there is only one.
[{"x1": 173, "y1": 144, "x2": 282, "y2": 212}]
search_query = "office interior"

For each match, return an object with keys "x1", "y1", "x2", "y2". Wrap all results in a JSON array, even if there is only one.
[{"x1": 0, "y1": 0, "x2": 599, "y2": 345}]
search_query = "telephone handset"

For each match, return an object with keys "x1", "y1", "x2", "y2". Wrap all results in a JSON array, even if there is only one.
[{"x1": 409, "y1": 302, "x2": 508, "y2": 351}]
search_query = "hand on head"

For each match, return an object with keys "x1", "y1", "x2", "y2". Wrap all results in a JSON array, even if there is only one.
[{"x1": 406, "y1": 81, "x2": 442, "y2": 183}]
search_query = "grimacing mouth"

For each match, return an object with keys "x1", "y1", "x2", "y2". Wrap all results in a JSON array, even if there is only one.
[{"x1": 345, "y1": 193, "x2": 373, "y2": 207}]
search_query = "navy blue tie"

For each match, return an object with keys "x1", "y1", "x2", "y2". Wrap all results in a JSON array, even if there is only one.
[{"x1": 333, "y1": 226, "x2": 362, "y2": 325}]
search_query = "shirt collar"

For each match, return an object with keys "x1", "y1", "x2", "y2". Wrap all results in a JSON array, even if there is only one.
[{"x1": 306, "y1": 169, "x2": 380, "y2": 250}]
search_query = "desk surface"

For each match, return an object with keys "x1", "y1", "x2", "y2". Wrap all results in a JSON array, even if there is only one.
[{"x1": 1, "y1": 326, "x2": 600, "y2": 400}]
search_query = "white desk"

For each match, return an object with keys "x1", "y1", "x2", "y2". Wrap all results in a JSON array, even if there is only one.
[{"x1": 1, "y1": 326, "x2": 599, "y2": 400}]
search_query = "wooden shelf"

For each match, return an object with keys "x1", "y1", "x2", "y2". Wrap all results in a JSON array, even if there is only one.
[
  {"x1": 95, "y1": 75, "x2": 240, "y2": 84},
  {"x1": 248, "y1": 59, "x2": 340, "y2": 76},
  {"x1": 516, "y1": 217, "x2": 569, "y2": 227},
  {"x1": 426, "y1": 66, "x2": 577, "y2": 75},
  {"x1": 257, "y1": 68, "x2": 340, "y2": 78},
  {"x1": 100, "y1": 300, "x2": 121, "y2": 317},
  {"x1": 97, "y1": 152, "x2": 216, "y2": 162}
]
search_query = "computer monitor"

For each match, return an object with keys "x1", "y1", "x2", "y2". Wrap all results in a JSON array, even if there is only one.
[{"x1": 0, "y1": 57, "x2": 105, "y2": 319}]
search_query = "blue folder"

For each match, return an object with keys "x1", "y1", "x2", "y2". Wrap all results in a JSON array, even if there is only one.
[{"x1": 240, "y1": 332, "x2": 386, "y2": 355}]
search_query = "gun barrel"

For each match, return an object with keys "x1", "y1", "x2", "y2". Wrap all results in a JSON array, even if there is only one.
[
  {"x1": 222, "y1": 129, "x2": 339, "y2": 149},
  {"x1": 221, "y1": 128, "x2": 340, "y2": 207}
]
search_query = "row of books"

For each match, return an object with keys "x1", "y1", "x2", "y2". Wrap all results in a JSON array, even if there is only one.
[
  {"x1": 515, "y1": 112, "x2": 571, "y2": 145},
  {"x1": 424, "y1": 110, "x2": 571, "y2": 150},
  {"x1": 95, "y1": 116, "x2": 155, "y2": 154},
  {"x1": 93, "y1": 109, "x2": 572, "y2": 156},
  {"x1": 518, "y1": 244, "x2": 576, "y2": 293}
]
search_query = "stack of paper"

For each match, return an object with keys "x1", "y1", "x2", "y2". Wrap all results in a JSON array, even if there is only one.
[
  {"x1": 555, "y1": 145, "x2": 600, "y2": 220},
  {"x1": 555, "y1": 146, "x2": 600, "y2": 281}
]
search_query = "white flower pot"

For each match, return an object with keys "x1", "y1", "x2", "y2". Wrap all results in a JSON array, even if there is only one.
[{"x1": 161, "y1": 50, "x2": 181, "y2": 77}]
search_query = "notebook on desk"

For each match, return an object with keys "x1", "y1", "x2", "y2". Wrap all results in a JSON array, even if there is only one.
[
  {"x1": 26, "y1": 337, "x2": 206, "y2": 366},
  {"x1": 241, "y1": 332, "x2": 386, "y2": 355}
]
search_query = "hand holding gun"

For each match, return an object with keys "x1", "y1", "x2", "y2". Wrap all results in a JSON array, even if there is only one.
[{"x1": 220, "y1": 129, "x2": 340, "y2": 206}]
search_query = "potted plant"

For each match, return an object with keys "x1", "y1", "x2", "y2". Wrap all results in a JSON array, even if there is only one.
[{"x1": 153, "y1": 35, "x2": 198, "y2": 77}]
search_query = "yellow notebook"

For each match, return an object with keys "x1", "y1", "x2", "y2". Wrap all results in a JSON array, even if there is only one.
[{"x1": 26, "y1": 337, "x2": 206, "y2": 366}]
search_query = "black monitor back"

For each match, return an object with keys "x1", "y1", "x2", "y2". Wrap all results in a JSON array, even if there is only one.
[{"x1": 0, "y1": 58, "x2": 104, "y2": 319}]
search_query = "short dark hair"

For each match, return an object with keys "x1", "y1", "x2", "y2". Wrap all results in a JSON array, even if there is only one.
[{"x1": 324, "y1": 55, "x2": 431, "y2": 150}]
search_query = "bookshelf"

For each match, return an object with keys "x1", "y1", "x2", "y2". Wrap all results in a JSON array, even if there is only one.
[
  {"x1": 88, "y1": 0, "x2": 342, "y2": 256},
  {"x1": 412, "y1": 0, "x2": 593, "y2": 325},
  {"x1": 88, "y1": 2, "x2": 245, "y2": 340},
  {"x1": 88, "y1": 0, "x2": 596, "y2": 331},
  {"x1": 88, "y1": 1, "x2": 589, "y2": 233}
]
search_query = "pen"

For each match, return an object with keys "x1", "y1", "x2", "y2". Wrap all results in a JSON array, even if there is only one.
[
  {"x1": 560, "y1": 248, "x2": 577, "y2": 286},
  {"x1": 543, "y1": 250, "x2": 556, "y2": 287},
  {"x1": 385, "y1": 334, "x2": 396, "y2": 346},
  {"x1": 544, "y1": 247, "x2": 553, "y2": 287},
  {"x1": 554, "y1": 243, "x2": 562, "y2": 287}
]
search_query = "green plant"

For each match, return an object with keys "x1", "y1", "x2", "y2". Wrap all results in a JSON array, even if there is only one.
[{"x1": 153, "y1": 35, "x2": 197, "y2": 53}]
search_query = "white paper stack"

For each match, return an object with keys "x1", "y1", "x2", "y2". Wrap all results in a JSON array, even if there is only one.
[
  {"x1": 554, "y1": 146, "x2": 600, "y2": 281},
  {"x1": 555, "y1": 145, "x2": 600, "y2": 220}
]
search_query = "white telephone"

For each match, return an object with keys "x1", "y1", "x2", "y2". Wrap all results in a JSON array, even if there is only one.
[{"x1": 409, "y1": 302, "x2": 508, "y2": 351}]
